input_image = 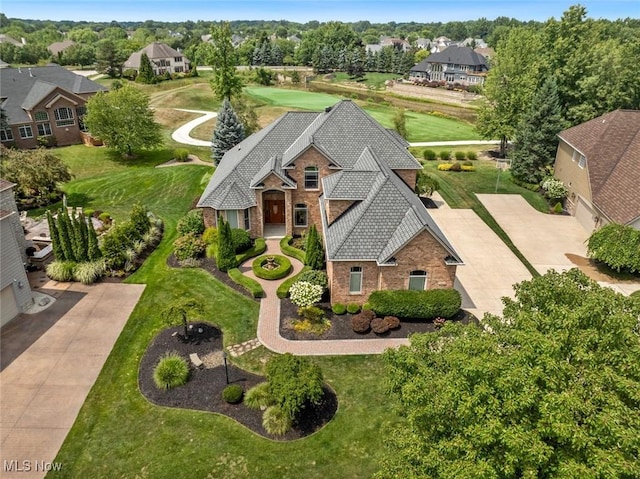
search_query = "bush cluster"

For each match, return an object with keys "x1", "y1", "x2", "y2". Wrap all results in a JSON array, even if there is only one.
[
  {"x1": 231, "y1": 228, "x2": 251, "y2": 253},
  {"x1": 276, "y1": 266, "x2": 311, "y2": 299},
  {"x1": 176, "y1": 209, "x2": 205, "y2": 236},
  {"x1": 222, "y1": 384, "x2": 244, "y2": 404},
  {"x1": 153, "y1": 351, "x2": 189, "y2": 390},
  {"x1": 346, "y1": 303, "x2": 361, "y2": 314},
  {"x1": 296, "y1": 270, "x2": 328, "y2": 292},
  {"x1": 289, "y1": 281, "x2": 323, "y2": 307},
  {"x1": 352, "y1": 309, "x2": 376, "y2": 333},
  {"x1": 244, "y1": 382, "x2": 274, "y2": 410},
  {"x1": 46, "y1": 260, "x2": 76, "y2": 282},
  {"x1": 369, "y1": 289, "x2": 461, "y2": 319},
  {"x1": 174, "y1": 148, "x2": 189, "y2": 162},
  {"x1": 331, "y1": 303, "x2": 347, "y2": 315},
  {"x1": 587, "y1": 223, "x2": 640, "y2": 273},
  {"x1": 173, "y1": 233, "x2": 206, "y2": 261},
  {"x1": 298, "y1": 305, "x2": 325, "y2": 322},
  {"x1": 252, "y1": 255, "x2": 292, "y2": 280},
  {"x1": 541, "y1": 177, "x2": 568, "y2": 202},
  {"x1": 202, "y1": 227, "x2": 218, "y2": 245}
]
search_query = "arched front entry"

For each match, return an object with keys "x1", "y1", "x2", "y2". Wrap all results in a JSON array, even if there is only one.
[{"x1": 263, "y1": 190, "x2": 285, "y2": 225}]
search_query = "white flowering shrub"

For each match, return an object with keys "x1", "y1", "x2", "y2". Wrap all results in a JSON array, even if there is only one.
[
  {"x1": 541, "y1": 177, "x2": 568, "y2": 201},
  {"x1": 289, "y1": 281, "x2": 323, "y2": 307}
]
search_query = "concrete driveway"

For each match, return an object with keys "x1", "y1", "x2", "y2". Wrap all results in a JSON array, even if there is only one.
[
  {"x1": 429, "y1": 193, "x2": 532, "y2": 318},
  {"x1": 0, "y1": 281, "x2": 145, "y2": 479}
]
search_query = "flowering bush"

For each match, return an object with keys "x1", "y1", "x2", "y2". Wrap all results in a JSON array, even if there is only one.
[
  {"x1": 289, "y1": 281, "x2": 323, "y2": 307},
  {"x1": 541, "y1": 177, "x2": 568, "y2": 202}
]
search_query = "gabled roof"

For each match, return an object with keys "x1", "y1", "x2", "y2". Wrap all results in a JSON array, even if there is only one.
[
  {"x1": 250, "y1": 155, "x2": 296, "y2": 189},
  {"x1": 282, "y1": 100, "x2": 420, "y2": 170},
  {"x1": 123, "y1": 42, "x2": 189, "y2": 69},
  {"x1": 0, "y1": 66, "x2": 107, "y2": 125},
  {"x1": 0, "y1": 34, "x2": 23, "y2": 47},
  {"x1": 321, "y1": 149, "x2": 461, "y2": 264},
  {"x1": 411, "y1": 45, "x2": 488, "y2": 72},
  {"x1": 558, "y1": 109, "x2": 640, "y2": 225},
  {"x1": 0, "y1": 178, "x2": 16, "y2": 192},
  {"x1": 48, "y1": 39, "x2": 75, "y2": 56}
]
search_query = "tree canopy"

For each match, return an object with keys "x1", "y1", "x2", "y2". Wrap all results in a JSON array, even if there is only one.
[
  {"x1": 206, "y1": 22, "x2": 243, "y2": 100},
  {"x1": 379, "y1": 269, "x2": 640, "y2": 479},
  {"x1": 211, "y1": 99, "x2": 245, "y2": 165},
  {"x1": 84, "y1": 84, "x2": 162, "y2": 156}
]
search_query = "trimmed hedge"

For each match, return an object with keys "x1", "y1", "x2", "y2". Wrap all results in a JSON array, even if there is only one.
[
  {"x1": 252, "y1": 255, "x2": 292, "y2": 280},
  {"x1": 228, "y1": 268, "x2": 265, "y2": 298},
  {"x1": 277, "y1": 266, "x2": 311, "y2": 299},
  {"x1": 369, "y1": 289, "x2": 461, "y2": 319},
  {"x1": 280, "y1": 235, "x2": 306, "y2": 263},
  {"x1": 236, "y1": 237, "x2": 266, "y2": 264}
]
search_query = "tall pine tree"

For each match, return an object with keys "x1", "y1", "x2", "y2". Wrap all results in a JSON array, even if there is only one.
[
  {"x1": 87, "y1": 217, "x2": 102, "y2": 261},
  {"x1": 304, "y1": 225, "x2": 325, "y2": 270},
  {"x1": 211, "y1": 99, "x2": 245, "y2": 165},
  {"x1": 511, "y1": 77, "x2": 567, "y2": 184},
  {"x1": 47, "y1": 210, "x2": 65, "y2": 261},
  {"x1": 57, "y1": 209, "x2": 76, "y2": 262},
  {"x1": 216, "y1": 216, "x2": 237, "y2": 272},
  {"x1": 137, "y1": 52, "x2": 155, "y2": 84}
]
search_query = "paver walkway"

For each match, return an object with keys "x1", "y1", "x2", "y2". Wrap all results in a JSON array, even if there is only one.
[
  {"x1": 0, "y1": 282, "x2": 145, "y2": 479},
  {"x1": 242, "y1": 239, "x2": 410, "y2": 355}
]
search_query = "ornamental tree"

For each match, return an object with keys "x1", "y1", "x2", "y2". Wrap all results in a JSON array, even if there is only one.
[
  {"x1": 137, "y1": 52, "x2": 155, "y2": 84},
  {"x1": 304, "y1": 225, "x2": 324, "y2": 270},
  {"x1": 211, "y1": 99, "x2": 245, "y2": 165},
  {"x1": 215, "y1": 216, "x2": 237, "y2": 272},
  {"x1": 378, "y1": 268, "x2": 640, "y2": 479},
  {"x1": 587, "y1": 223, "x2": 640, "y2": 273}
]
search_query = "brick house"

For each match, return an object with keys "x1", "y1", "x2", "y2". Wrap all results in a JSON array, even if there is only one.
[
  {"x1": 553, "y1": 109, "x2": 640, "y2": 232},
  {"x1": 198, "y1": 100, "x2": 462, "y2": 304},
  {"x1": 0, "y1": 65, "x2": 107, "y2": 149},
  {"x1": 123, "y1": 42, "x2": 191, "y2": 75},
  {"x1": 409, "y1": 45, "x2": 488, "y2": 86}
]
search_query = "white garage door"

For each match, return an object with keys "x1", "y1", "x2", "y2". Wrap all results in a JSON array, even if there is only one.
[
  {"x1": 1, "y1": 285, "x2": 19, "y2": 327},
  {"x1": 575, "y1": 197, "x2": 597, "y2": 233}
]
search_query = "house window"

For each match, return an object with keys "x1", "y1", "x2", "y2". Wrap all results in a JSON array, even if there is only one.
[
  {"x1": 578, "y1": 155, "x2": 586, "y2": 169},
  {"x1": 18, "y1": 125, "x2": 33, "y2": 139},
  {"x1": 34, "y1": 111, "x2": 49, "y2": 121},
  {"x1": 160, "y1": 59, "x2": 169, "y2": 67},
  {"x1": 349, "y1": 266, "x2": 363, "y2": 294},
  {"x1": 294, "y1": 204, "x2": 308, "y2": 227},
  {"x1": 0, "y1": 128, "x2": 13, "y2": 142},
  {"x1": 304, "y1": 166, "x2": 319, "y2": 189},
  {"x1": 175, "y1": 66, "x2": 184, "y2": 73},
  {"x1": 76, "y1": 106, "x2": 87, "y2": 132},
  {"x1": 408, "y1": 270, "x2": 427, "y2": 291},
  {"x1": 174, "y1": 56, "x2": 182, "y2": 62},
  {"x1": 225, "y1": 210, "x2": 239, "y2": 229},
  {"x1": 37, "y1": 123, "x2": 52, "y2": 136},
  {"x1": 243, "y1": 209, "x2": 250, "y2": 230},
  {"x1": 54, "y1": 107, "x2": 74, "y2": 127}
]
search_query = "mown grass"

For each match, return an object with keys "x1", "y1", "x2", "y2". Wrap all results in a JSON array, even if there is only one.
[
  {"x1": 244, "y1": 86, "x2": 342, "y2": 110},
  {"x1": 326, "y1": 72, "x2": 399, "y2": 89}
]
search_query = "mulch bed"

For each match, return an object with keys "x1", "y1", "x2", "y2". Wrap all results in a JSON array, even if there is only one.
[
  {"x1": 138, "y1": 322, "x2": 337, "y2": 440},
  {"x1": 280, "y1": 299, "x2": 475, "y2": 340}
]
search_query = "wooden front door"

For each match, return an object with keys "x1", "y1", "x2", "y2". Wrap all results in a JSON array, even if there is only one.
[{"x1": 264, "y1": 199, "x2": 285, "y2": 223}]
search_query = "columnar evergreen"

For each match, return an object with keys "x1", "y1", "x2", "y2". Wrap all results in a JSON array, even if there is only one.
[
  {"x1": 57, "y1": 209, "x2": 76, "y2": 262},
  {"x1": 137, "y1": 52, "x2": 155, "y2": 84},
  {"x1": 71, "y1": 214, "x2": 88, "y2": 262},
  {"x1": 87, "y1": 218, "x2": 102, "y2": 261},
  {"x1": 216, "y1": 216, "x2": 237, "y2": 272},
  {"x1": 47, "y1": 210, "x2": 65, "y2": 261},
  {"x1": 211, "y1": 99, "x2": 245, "y2": 165},
  {"x1": 304, "y1": 225, "x2": 325, "y2": 270}
]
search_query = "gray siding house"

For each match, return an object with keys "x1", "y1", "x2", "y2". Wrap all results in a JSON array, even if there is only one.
[{"x1": 410, "y1": 45, "x2": 488, "y2": 86}]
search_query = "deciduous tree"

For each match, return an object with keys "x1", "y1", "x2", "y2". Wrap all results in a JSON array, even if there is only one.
[{"x1": 207, "y1": 22, "x2": 243, "y2": 100}]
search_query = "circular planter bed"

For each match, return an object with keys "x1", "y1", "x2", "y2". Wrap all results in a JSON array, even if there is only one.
[{"x1": 252, "y1": 254, "x2": 292, "y2": 280}]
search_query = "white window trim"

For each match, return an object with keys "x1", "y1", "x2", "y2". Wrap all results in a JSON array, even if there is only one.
[
  {"x1": 0, "y1": 128, "x2": 14, "y2": 141},
  {"x1": 294, "y1": 204, "x2": 308, "y2": 227},
  {"x1": 37, "y1": 123, "x2": 52, "y2": 136},
  {"x1": 408, "y1": 270, "x2": 428, "y2": 291},
  {"x1": 304, "y1": 166, "x2": 319, "y2": 190},
  {"x1": 243, "y1": 209, "x2": 250, "y2": 231},
  {"x1": 54, "y1": 107, "x2": 75, "y2": 127},
  {"x1": 34, "y1": 110, "x2": 49, "y2": 121},
  {"x1": 349, "y1": 266, "x2": 363, "y2": 294},
  {"x1": 18, "y1": 125, "x2": 34, "y2": 139}
]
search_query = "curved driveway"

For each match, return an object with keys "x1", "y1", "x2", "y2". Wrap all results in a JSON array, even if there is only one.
[{"x1": 171, "y1": 109, "x2": 217, "y2": 147}]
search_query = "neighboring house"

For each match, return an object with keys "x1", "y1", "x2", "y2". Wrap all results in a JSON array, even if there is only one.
[
  {"x1": 553, "y1": 109, "x2": 640, "y2": 232},
  {"x1": 0, "y1": 179, "x2": 33, "y2": 328},
  {"x1": 0, "y1": 65, "x2": 107, "y2": 149},
  {"x1": 409, "y1": 45, "x2": 489, "y2": 86},
  {"x1": 431, "y1": 36, "x2": 452, "y2": 53},
  {"x1": 123, "y1": 42, "x2": 190, "y2": 75},
  {"x1": 415, "y1": 38, "x2": 431, "y2": 50},
  {"x1": 474, "y1": 46, "x2": 495, "y2": 63},
  {"x1": 47, "y1": 39, "x2": 75, "y2": 58},
  {"x1": 0, "y1": 34, "x2": 24, "y2": 47},
  {"x1": 197, "y1": 100, "x2": 462, "y2": 304},
  {"x1": 461, "y1": 37, "x2": 488, "y2": 49},
  {"x1": 380, "y1": 37, "x2": 411, "y2": 52}
]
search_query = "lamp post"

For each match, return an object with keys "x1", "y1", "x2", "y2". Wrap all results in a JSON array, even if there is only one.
[{"x1": 222, "y1": 351, "x2": 229, "y2": 384}]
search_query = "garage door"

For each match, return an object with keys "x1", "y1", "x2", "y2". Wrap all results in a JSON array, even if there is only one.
[
  {"x1": 1, "y1": 285, "x2": 19, "y2": 327},
  {"x1": 575, "y1": 196, "x2": 597, "y2": 233}
]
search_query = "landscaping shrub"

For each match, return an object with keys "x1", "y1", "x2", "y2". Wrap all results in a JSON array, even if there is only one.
[
  {"x1": 231, "y1": 228, "x2": 251, "y2": 253},
  {"x1": 280, "y1": 235, "x2": 306, "y2": 263},
  {"x1": 362, "y1": 302, "x2": 372, "y2": 310},
  {"x1": 434, "y1": 317, "x2": 447, "y2": 328},
  {"x1": 332, "y1": 303, "x2": 347, "y2": 315},
  {"x1": 252, "y1": 255, "x2": 292, "y2": 280},
  {"x1": 222, "y1": 384, "x2": 244, "y2": 404},
  {"x1": 174, "y1": 148, "x2": 189, "y2": 162},
  {"x1": 369, "y1": 289, "x2": 461, "y2": 319},
  {"x1": 437, "y1": 163, "x2": 453, "y2": 171},
  {"x1": 296, "y1": 270, "x2": 328, "y2": 292},
  {"x1": 371, "y1": 317, "x2": 390, "y2": 334},
  {"x1": 352, "y1": 310, "x2": 375, "y2": 333},
  {"x1": 541, "y1": 177, "x2": 568, "y2": 202},
  {"x1": 384, "y1": 316, "x2": 400, "y2": 330},
  {"x1": 304, "y1": 225, "x2": 325, "y2": 270},
  {"x1": 130, "y1": 203, "x2": 151, "y2": 236},
  {"x1": 177, "y1": 209, "x2": 205, "y2": 236},
  {"x1": 173, "y1": 233, "x2": 206, "y2": 261},
  {"x1": 262, "y1": 405, "x2": 292, "y2": 436},
  {"x1": 216, "y1": 216, "x2": 237, "y2": 272},
  {"x1": 454, "y1": 151, "x2": 466, "y2": 161},
  {"x1": 298, "y1": 305, "x2": 325, "y2": 322},
  {"x1": 422, "y1": 149, "x2": 437, "y2": 161},
  {"x1": 46, "y1": 260, "x2": 76, "y2": 282},
  {"x1": 415, "y1": 171, "x2": 440, "y2": 196},
  {"x1": 461, "y1": 165, "x2": 476, "y2": 172},
  {"x1": 202, "y1": 227, "x2": 218, "y2": 245},
  {"x1": 289, "y1": 281, "x2": 323, "y2": 307},
  {"x1": 98, "y1": 212, "x2": 112, "y2": 225},
  {"x1": 244, "y1": 382, "x2": 273, "y2": 410},
  {"x1": 438, "y1": 150, "x2": 451, "y2": 161},
  {"x1": 228, "y1": 268, "x2": 264, "y2": 298},
  {"x1": 587, "y1": 223, "x2": 640, "y2": 273},
  {"x1": 73, "y1": 260, "x2": 106, "y2": 285},
  {"x1": 236, "y1": 237, "x2": 266, "y2": 264},
  {"x1": 449, "y1": 162, "x2": 462, "y2": 172},
  {"x1": 553, "y1": 201, "x2": 564, "y2": 214},
  {"x1": 277, "y1": 266, "x2": 311, "y2": 299},
  {"x1": 467, "y1": 151, "x2": 478, "y2": 161},
  {"x1": 153, "y1": 351, "x2": 189, "y2": 390},
  {"x1": 178, "y1": 258, "x2": 201, "y2": 268},
  {"x1": 346, "y1": 303, "x2": 361, "y2": 314}
]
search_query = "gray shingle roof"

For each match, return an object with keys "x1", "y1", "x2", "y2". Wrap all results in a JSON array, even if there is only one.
[
  {"x1": 282, "y1": 100, "x2": 420, "y2": 170},
  {"x1": 321, "y1": 149, "x2": 461, "y2": 264},
  {"x1": 411, "y1": 45, "x2": 488, "y2": 72},
  {"x1": 0, "y1": 66, "x2": 106, "y2": 125},
  {"x1": 123, "y1": 42, "x2": 189, "y2": 69},
  {"x1": 250, "y1": 155, "x2": 296, "y2": 189}
]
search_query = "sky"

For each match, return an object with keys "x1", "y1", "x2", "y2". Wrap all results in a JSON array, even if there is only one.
[{"x1": 1, "y1": 0, "x2": 638, "y2": 24}]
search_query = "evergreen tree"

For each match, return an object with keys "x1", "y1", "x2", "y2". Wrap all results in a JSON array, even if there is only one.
[
  {"x1": 57, "y1": 209, "x2": 76, "y2": 262},
  {"x1": 137, "y1": 52, "x2": 155, "y2": 84},
  {"x1": 393, "y1": 109, "x2": 408, "y2": 139},
  {"x1": 216, "y1": 216, "x2": 237, "y2": 272},
  {"x1": 87, "y1": 216, "x2": 102, "y2": 261},
  {"x1": 72, "y1": 214, "x2": 88, "y2": 262},
  {"x1": 304, "y1": 225, "x2": 325, "y2": 270},
  {"x1": 211, "y1": 99, "x2": 245, "y2": 165},
  {"x1": 47, "y1": 210, "x2": 65, "y2": 261},
  {"x1": 511, "y1": 77, "x2": 566, "y2": 184}
]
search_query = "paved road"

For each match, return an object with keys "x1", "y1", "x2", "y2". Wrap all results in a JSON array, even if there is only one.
[
  {"x1": 171, "y1": 109, "x2": 217, "y2": 147},
  {"x1": 409, "y1": 140, "x2": 499, "y2": 147}
]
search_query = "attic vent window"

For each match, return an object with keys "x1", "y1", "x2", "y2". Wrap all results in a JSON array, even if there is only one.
[{"x1": 578, "y1": 155, "x2": 586, "y2": 169}]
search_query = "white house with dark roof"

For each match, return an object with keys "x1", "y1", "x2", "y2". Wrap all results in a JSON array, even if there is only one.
[
  {"x1": 410, "y1": 45, "x2": 489, "y2": 86},
  {"x1": 198, "y1": 100, "x2": 462, "y2": 304},
  {"x1": 0, "y1": 65, "x2": 107, "y2": 149},
  {"x1": 123, "y1": 42, "x2": 190, "y2": 75}
]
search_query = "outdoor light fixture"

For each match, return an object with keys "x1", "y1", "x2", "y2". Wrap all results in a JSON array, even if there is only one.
[{"x1": 222, "y1": 351, "x2": 229, "y2": 384}]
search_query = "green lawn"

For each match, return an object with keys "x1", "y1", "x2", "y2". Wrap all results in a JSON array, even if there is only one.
[
  {"x1": 327, "y1": 72, "x2": 399, "y2": 89},
  {"x1": 244, "y1": 86, "x2": 343, "y2": 110}
]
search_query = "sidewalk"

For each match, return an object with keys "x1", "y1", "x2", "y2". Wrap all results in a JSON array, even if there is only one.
[{"x1": 171, "y1": 109, "x2": 217, "y2": 147}]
